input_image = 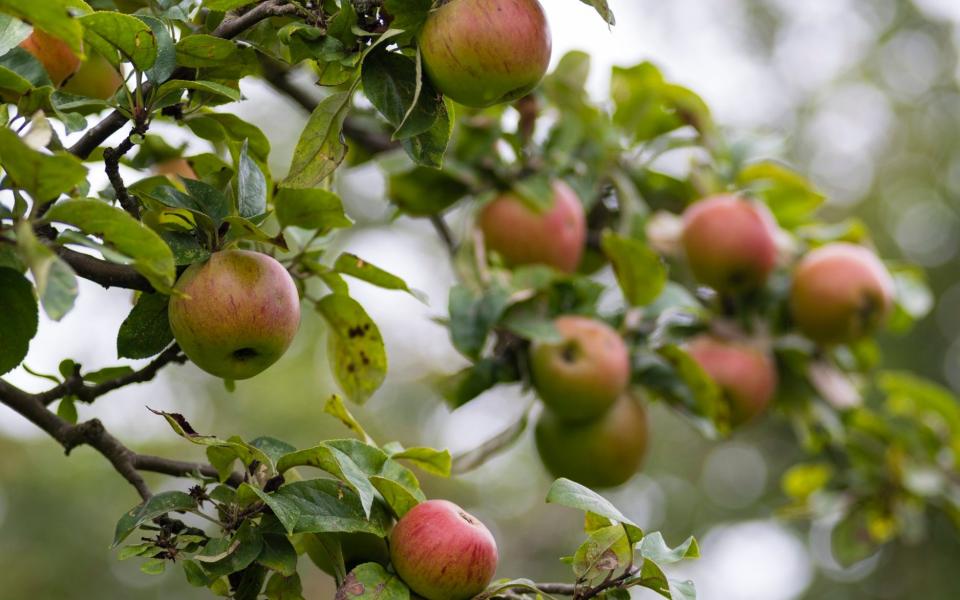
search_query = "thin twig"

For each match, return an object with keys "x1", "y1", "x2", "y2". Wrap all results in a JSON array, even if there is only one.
[
  {"x1": 37, "y1": 344, "x2": 186, "y2": 406},
  {"x1": 0, "y1": 378, "x2": 242, "y2": 501}
]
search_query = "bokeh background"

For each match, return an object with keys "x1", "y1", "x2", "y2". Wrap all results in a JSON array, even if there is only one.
[{"x1": 2, "y1": 0, "x2": 960, "y2": 598}]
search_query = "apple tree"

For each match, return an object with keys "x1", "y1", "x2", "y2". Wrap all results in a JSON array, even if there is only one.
[{"x1": 0, "y1": 0, "x2": 954, "y2": 599}]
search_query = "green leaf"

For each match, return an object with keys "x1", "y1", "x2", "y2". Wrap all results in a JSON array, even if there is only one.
[
  {"x1": 401, "y1": 98, "x2": 452, "y2": 168},
  {"x1": 387, "y1": 167, "x2": 468, "y2": 217},
  {"x1": 140, "y1": 558, "x2": 166, "y2": 575},
  {"x1": 316, "y1": 294, "x2": 387, "y2": 404},
  {"x1": 382, "y1": 0, "x2": 432, "y2": 37},
  {"x1": 324, "y1": 394, "x2": 373, "y2": 443},
  {"x1": 155, "y1": 79, "x2": 241, "y2": 103},
  {"x1": 284, "y1": 90, "x2": 353, "y2": 189},
  {"x1": 333, "y1": 252, "x2": 425, "y2": 302},
  {"x1": 117, "y1": 292, "x2": 173, "y2": 359},
  {"x1": 635, "y1": 559, "x2": 671, "y2": 599},
  {"x1": 831, "y1": 507, "x2": 880, "y2": 567},
  {"x1": 0, "y1": 15, "x2": 31, "y2": 56},
  {"x1": 175, "y1": 34, "x2": 236, "y2": 68},
  {"x1": 15, "y1": 222, "x2": 77, "y2": 321},
  {"x1": 182, "y1": 179, "x2": 231, "y2": 225},
  {"x1": 274, "y1": 187, "x2": 351, "y2": 232},
  {"x1": 113, "y1": 491, "x2": 197, "y2": 547},
  {"x1": 338, "y1": 563, "x2": 410, "y2": 599},
  {"x1": 361, "y1": 48, "x2": 442, "y2": 141},
  {"x1": 139, "y1": 15, "x2": 175, "y2": 83},
  {"x1": 327, "y1": 439, "x2": 425, "y2": 518},
  {"x1": 249, "y1": 436, "x2": 297, "y2": 465},
  {"x1": 45, "y1": 199, "x2": 176, "y2": 292},
  {"x1": 82, "y1": 365, "x2": 134, "y2": 384},
  {"x1": 447, "y1": 284, "x2": 510, "y2": 360},
  {"x1": 638, "y1": 532, "x2": 700, "y2": 564},
  {"x1": 150, "y1": 409, "x2": 275, "y2": 476},
  {"x1": 265, "y1": 572, "x2": 305, "y2": 600},
  {"x1": 80, "y1": 12, "x2": 156, "y2": 71},
  {"x1": 546, "y1": 479, "x2": 643, "y2": 542},
  {"x1": 573, "y1": 524, "x2": 632, "y2": 580},
  {"x1": 237, "y1": 139, "x2": 267, "y2": 218},
  {"x1": 185, "y1": 113, "x2": 270, "y2": 162},
  {"x1": 256, "y1": 534, "x2": 298, "y2": 576},
  {"x1": 57, "y1": 396, "x2": 78, "y2": 423},
  {"x1": 579, "y1": 0, "x2": 616, "y2": 25},
  {"x1": 601, "y1": 231, "x2": 667, "y2": 306},
  {"x1": 737, "y1": 161, "x2": 824, "y2": 229},
  {"x1": 0, "y1": 127, "x2": 86, "y2": 200},
  {"x1": 270, "y1": 479, "x2": 391, "y2": 536},
  {"x1": 0, "y1": 0, "x2": 86, "y2": 54},
  {"x1": 388, "y1": 446, "x2": 451, "y2": 478},
  {"x1": 276, "y1": 442, "x2": 379, "y2": 517},
  {"x1": 196, "y1": 522, "x2": 263, "y2": 578},
  {"x1": 203, "y1": 0, "x2": 256, "y2": 9},
  {"x1": 611, "y1": 63, "x2": 710, "y2": 142},
  {"x1": 782, "y1": 463, "x2": 833, "y2": 501}
]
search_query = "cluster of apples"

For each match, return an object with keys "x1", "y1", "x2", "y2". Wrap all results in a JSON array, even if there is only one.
[
  {"x1": 680, "y1": 195, "x2": 894, "y2": 424},
  {"x1": 476, "y1": 180, "x2": 895, "y2": 486},
  {"x1": 13, "y1": 29, "x2": 123, "y2": 100}
]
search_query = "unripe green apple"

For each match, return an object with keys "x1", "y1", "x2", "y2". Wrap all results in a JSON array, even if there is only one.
[
  {"x1": 478, "y1": 180, "x2": 586, "y2": 273},
  {"x1": 168, "y1": 249, "x2": 301, "y2": 380},
  {"x1": 20, "y1": 29, "x2": 81, "y2": 87},
  {"x1": 390, "y1": 499, "x2": 498, "y2": 600},
  {"x1": 535, "y1": 393, "x2": 648, "y2": 489},
  {"x1": 418, "y1": 0, "x2": 551, "y2": 107},
  {"x1": 686, "y1": 335, "x2": 777, "y2": 426},
  {"x1": 530, "y1": 316, "x2": 630, "y2": 422},
  {"x1": 681, "y1": 194, "x2": 779, "y2": 293},
  {"x1": 789, "y1": 242, "x2": 894, "y2": 345},
  {"x1": 62, "y1": 53, "x2": 123, "y2": 100}
]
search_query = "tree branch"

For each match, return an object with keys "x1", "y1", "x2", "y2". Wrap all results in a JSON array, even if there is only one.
[
  {"x1": 54, "y1": 246, "x2": 154, "y2": 291},
  {"x1": 37, "y1": 344, "x2": 186, "y2": 406},
  {"x1": 0, "y1": 363, "x2": 241, "y2": 500},
  {"x1": 103, "y1": 121, "x2": 149, "y2": 219}
]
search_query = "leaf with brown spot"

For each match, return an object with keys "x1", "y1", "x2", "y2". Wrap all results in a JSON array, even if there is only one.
[{"x1": 336, "y1": 563, "x2": 409, "y2": 599}]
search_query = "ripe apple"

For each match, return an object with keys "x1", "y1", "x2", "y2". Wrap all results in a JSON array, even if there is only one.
[
  {"x1": 20, "y1": 29, "x2": 81, "y2": 87},
  {"x1": 390, "y1": 499, "x2": 498, "y2": 600},
  {"x1": 530, "y1": 316, "x2": 630, "y2": 422},
  {"x1": 168, "y1": 249, "x2": 301, "y2": 380},
  {"x1": 478, "y1": 180, "x2": 586, "y2": 273},
  {"x1": 789, "y1": 242, "x2": 895, "y2": 345},
  {"x1": 681, "y1": 194, "x2": 779, "y2": 293},
  {"x1": 153, "y1": 157, "x2": 198, "y2": 180},
  {"x1": 62, "y1": 53, "x2": 123, "y2": 100},
  {"x1": 686, "y1": 335, "x2": 778, "y2": 426},
  {"x1": 418, "y1": 0, "x2": 551, "y2": 107},
  {"x1": 535, "y1": 393, "x2": 648, "y2": 489}
]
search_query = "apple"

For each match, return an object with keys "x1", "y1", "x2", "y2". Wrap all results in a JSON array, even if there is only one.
[
  {"x1": 535, "y1": 393, "x2": 648, "y2": 489},
  {"x1": 62, "y1": 53, "x2": 123, "y2": 100},
  {"x1": 20, "y1": 29, "x2": 81, "y2": 87},
  {"x1": 390, "y1": 499, "x2": 498, "y2": 600},
  {"x1": 530, "y1": 316, "x2": 630, "y2": 422},
  {"x1": 686, "y1": 335, "x2": 777, "y2": 426},
  {"x1": 168, "y1": 249, "x2": 301, "y2": 380},
  {"x1": 789, "y1": 242, "x2": 894, "y2": 345},
  {"x1": 681, "y1": 194, "x2": 779, "y2": 293},
  {"x1": 478, "y1": 180, "x2": 586, "y2": 273},
  {"x1": 153, "y1": 157, "x2": 198, "y2": 181},
  {"x1": 418, "y1": 0, "x2": 551, "y2": 107}
]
